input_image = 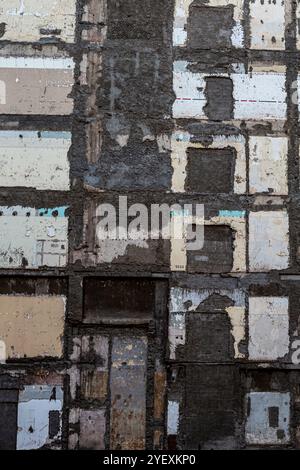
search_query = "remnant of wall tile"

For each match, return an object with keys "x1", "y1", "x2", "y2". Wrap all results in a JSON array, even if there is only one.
[
  {"x1": 167, "y1": 400, "x2": 179, "y2": 436},
  {"x1": 249, "y1": 297, "x2": 289, "y2": 361},
  {"x1": 0, "y1": 295, "x2": 65, "y2": 359},
  {"x1": 169, "y1": 288, "x2": 246, "y2": 360},
  {"x1": 0, "y1": 0, "x2": 76, "y2": 43},
  {"x1": 171, "y1": 131, "x2": 246, "y2": 194},
  {"x1": 233, "y1": 65, "x2": 287, "y2": 120},
  {"x1": 249, "y1": 0, "x2": 285, "y2": 50},
  {"x1": 17, "y1": 385, "x2": 63, "y2": 450},
  {"x1": 249, "y1": 211, "x2": 289, "y2": 271},
  {"x1": 171, "y1": 210, "x2": 246, "y2": 273},
  {"x1": 0, "y1": 57, "x2": 74, "y2": 115},
  {"x1": 110, "y1": 337, "x2": 147, "y2": 450},
  {"x1": 249, "y1": 136, "x2": 288, "y2": 195},
  {"x1": 246, "y1": 392, "x2": 290, "y2": 445},
  {"x1": 0, "y1": 131, "x2": 71, "y2": 190},
  {"x1": 0, "y1": 205, "x2": 68, "y2": 268},
  {"x1": 173, "y1": 62, "x2": 287, "y2": 121},
  {"x1": 173, "y1": 0, "x2": 244, "y2": 48},
  {"x1": 79, "y1": 409, "x2": 106, "y2": 450}
]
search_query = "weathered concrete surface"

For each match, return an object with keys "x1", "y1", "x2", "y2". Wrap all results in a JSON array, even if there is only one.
[{"x1": 110, "y1": 336, "x2": 147, "y2": 450}]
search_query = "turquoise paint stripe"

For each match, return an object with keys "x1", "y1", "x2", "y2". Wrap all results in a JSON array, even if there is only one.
[
  {"x1": 0, "y1": 131, "x2": 71, "y2": 139},
  {"x1": 219, "y1": 210, "x2": 246, "y2": 218},
  {"x1": 38, "y1": 206, "x2": 69, "y2": 217}
]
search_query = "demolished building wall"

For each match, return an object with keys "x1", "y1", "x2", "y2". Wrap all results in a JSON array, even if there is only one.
[{"x1": 0, "y1": 0, "x2": 300, "y2": 450}]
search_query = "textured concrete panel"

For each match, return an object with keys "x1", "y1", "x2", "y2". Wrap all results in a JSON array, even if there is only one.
[
  {"x1": 0, "y1": 131, "x2": 71, "y2": 190},
  {"x1": 17, "y1": 385, "x2": 63, "y2": 450},
  {"x1": 246, "y1": 392, "x2": 290, "y2": 445},
  {"x1": 0, "y1": 57, "x2": 74, "y2": 115},
  {"x1": 110, "y1": 336, "x2": 147, "y2": 450},
  {"x1": 249, "y1": 211, "x2": 289, "y2": 271},
  {"x1": 249, "y1": 297, "x2": 289, "y2": 361},
  {"x1": 0, "y1": 295, "x2": 65, "y2": 359},
  {"x1": 0, "y1": 206, "x2": 68, "y2": 268},
  {"x1": 0, "y1": 0, "x2": 76, "y2": 43}
]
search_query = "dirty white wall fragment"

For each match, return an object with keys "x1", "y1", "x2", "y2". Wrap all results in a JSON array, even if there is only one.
[
  {"x1": 248, "y1": 297, "x2": 289, "y2": 361},
  {"x1": 173, "y1": 61, "x2": 287, "y2": 121},
  {"x1": 249, "y1": 211, "x2": 289, "y2": 271},
  {"x1": 0, "y1": 206, "x2": 68, "y2": 268},
  {"x1": 0, "y1": 0, "x2": 77, "y2": 43},
  {"x1": 17, "y1": 385, "x2": 63, "y2": 450},
  {"x1": 246, "y1": 392, "x2": 290, "y2": 445},
  {"x1": 0, "y1": 131, "x2": 71, "y2": 190},
  {"x1": 249, "y1": 136, "x2": 288, "y2": 195},
  {"x1": 249, "y1": 0, "x2": 285, "y2": 50}
]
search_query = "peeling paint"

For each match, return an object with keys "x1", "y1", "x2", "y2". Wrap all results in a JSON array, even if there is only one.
[{"x1": 17, "y1": 385, "x2": 63, "y2": 450}]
